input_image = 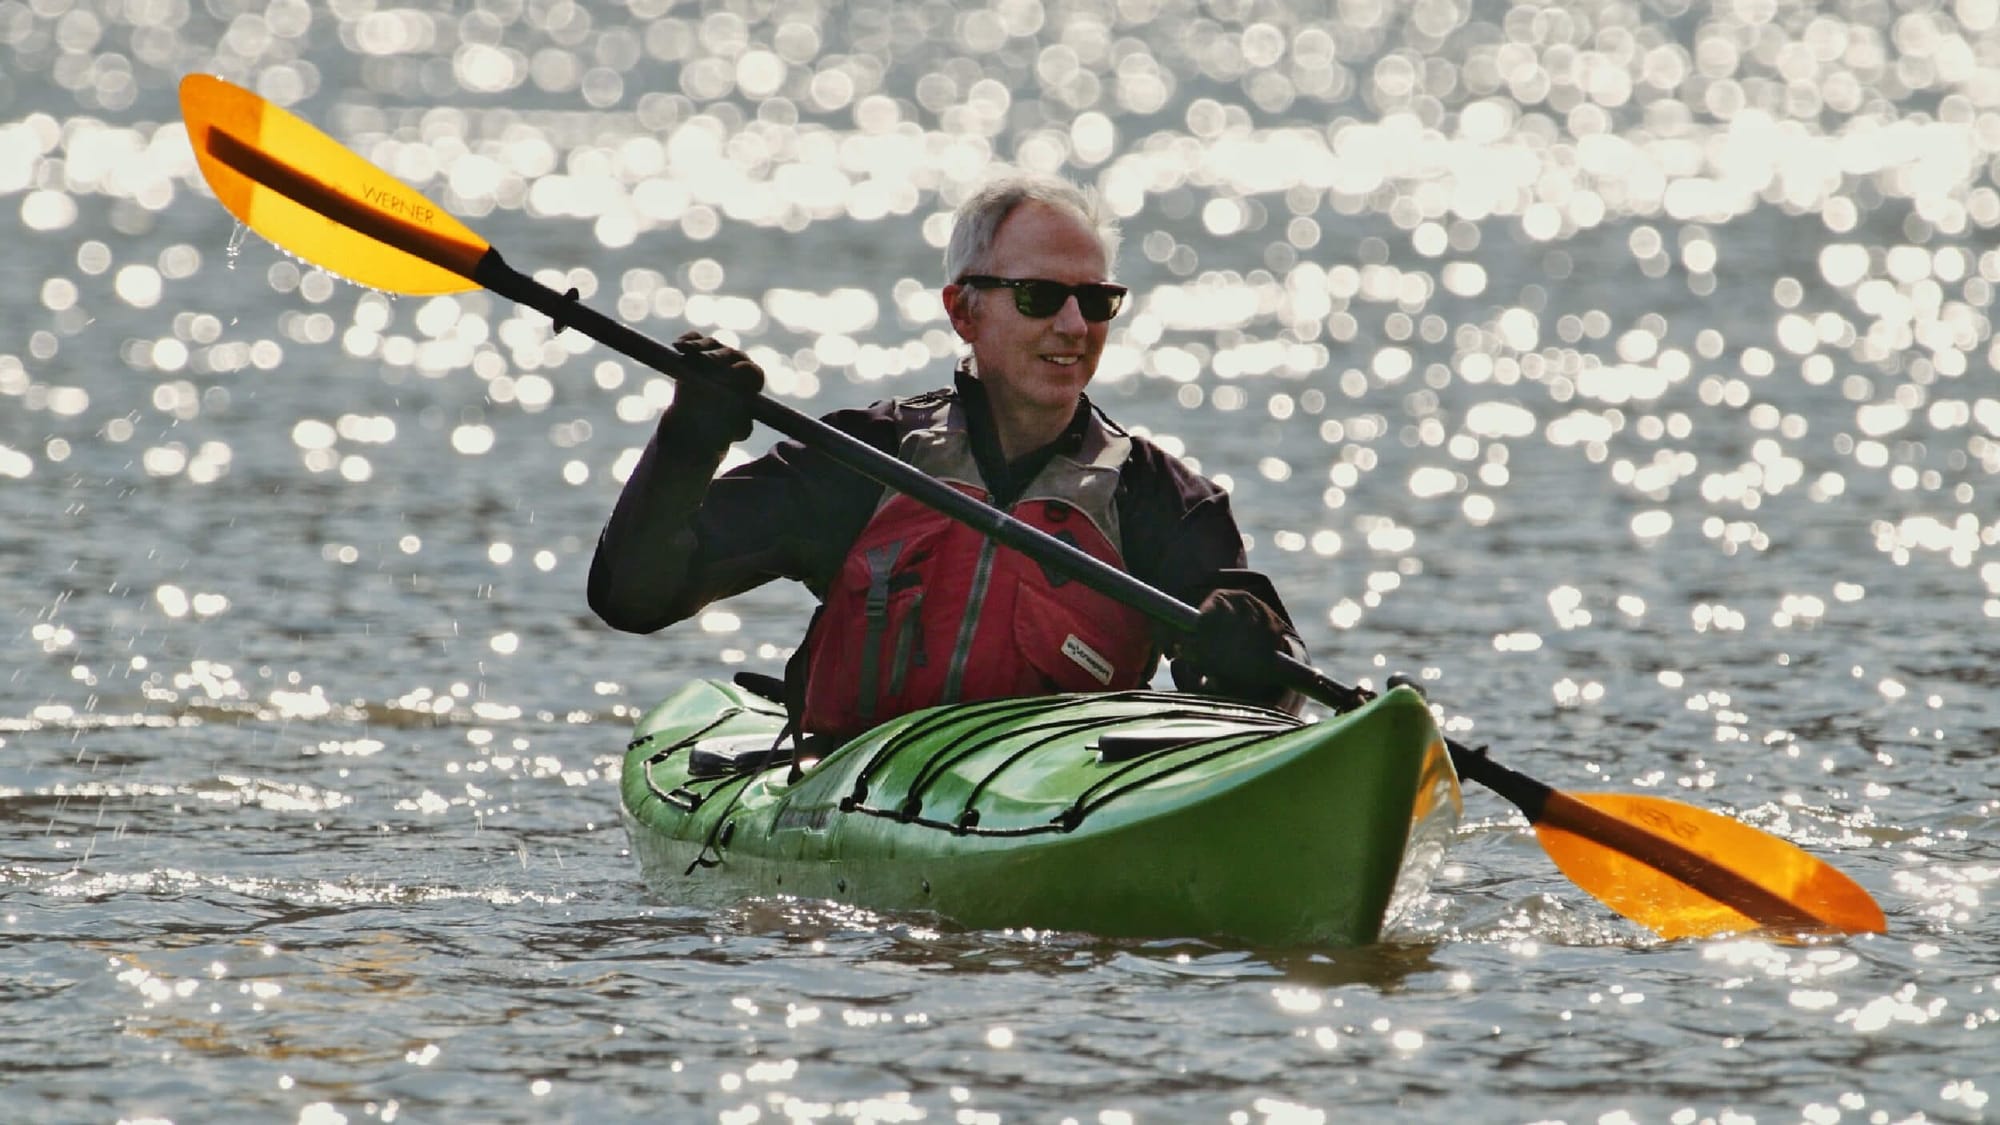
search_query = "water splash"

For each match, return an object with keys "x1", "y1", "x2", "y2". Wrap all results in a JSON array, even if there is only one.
[{"x1": 225, "y1": 220, "x2": 248, "y2": 268}]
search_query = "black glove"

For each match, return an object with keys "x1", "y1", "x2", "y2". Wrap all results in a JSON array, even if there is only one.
[
  {"x1": 1179, "y1": 589, "x2": 1293, "y2": 694},
  {"x1": 659, "y1": 332, "x2": 764, "y2": 455}
]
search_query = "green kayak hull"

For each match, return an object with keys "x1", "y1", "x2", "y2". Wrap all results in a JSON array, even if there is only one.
[{"x1": 618, "y1": 681, "x2": 1461, "y2": 947}]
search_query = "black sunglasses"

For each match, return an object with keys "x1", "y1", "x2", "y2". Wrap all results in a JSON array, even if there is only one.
[{"x1": 959, "y1": 275, "x2": 1128, "y2": 322}]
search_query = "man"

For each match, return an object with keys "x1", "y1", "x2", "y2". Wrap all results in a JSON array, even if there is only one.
[{"x1": 589, "y1": 173, "x2": 1303, "y2": 740}]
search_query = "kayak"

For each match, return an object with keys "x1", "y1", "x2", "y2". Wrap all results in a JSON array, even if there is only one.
[{"x1": 618, "y1": 679, "x2": 1462, "y2": 947}]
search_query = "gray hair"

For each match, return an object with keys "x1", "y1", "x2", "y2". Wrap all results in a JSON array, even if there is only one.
[{"x1": 943, "y1": 172, "x2": 1120, "y2": 284}]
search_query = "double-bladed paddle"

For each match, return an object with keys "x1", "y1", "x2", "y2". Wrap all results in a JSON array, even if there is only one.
[{"x1": 176, "y1": 73, "x2": 1885, "y2": 940}]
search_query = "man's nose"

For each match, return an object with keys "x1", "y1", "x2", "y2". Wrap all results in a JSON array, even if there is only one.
[{"x1": 1051, "y1": 294, "x2": 1089, "y2": 332}]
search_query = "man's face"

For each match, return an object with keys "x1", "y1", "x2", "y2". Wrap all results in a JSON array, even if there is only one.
[{"x1": 944, "y1": 201, "x2": 1112, "y2": 419}]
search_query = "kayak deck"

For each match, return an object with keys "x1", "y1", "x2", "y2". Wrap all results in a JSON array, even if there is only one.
[{"x1": 619, "y1": 680, "x2": 1460, "y2": 947}]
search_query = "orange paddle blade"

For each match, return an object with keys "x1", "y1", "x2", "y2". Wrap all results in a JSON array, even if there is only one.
[
  {"x1": 1535, "y1": 792, "x2": 1886, "y2": 939},
  {"x1": 178, "y1": 73, "x2": 487, "y2": 295}
]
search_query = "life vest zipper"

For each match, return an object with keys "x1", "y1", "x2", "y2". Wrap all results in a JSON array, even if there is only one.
[{"x1": 941, "y1": 534, "x2": 1000, "y2": 703}]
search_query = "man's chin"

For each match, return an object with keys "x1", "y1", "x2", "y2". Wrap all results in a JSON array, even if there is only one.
[{"x1": 1034, "y1": 380, "x2": 1092, "y2": 408}]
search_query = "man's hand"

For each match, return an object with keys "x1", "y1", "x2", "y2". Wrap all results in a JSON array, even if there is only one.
[
  {"x1": 1177, "y1": 588, "x2": 1294, "y2": 698},
  {"x1": 661, "y1": 332, "x2": 765, "y2": 454}
]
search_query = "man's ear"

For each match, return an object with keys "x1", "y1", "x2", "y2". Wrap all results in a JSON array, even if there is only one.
[{"x1": 942, "y1": 283, "x2": 974, "y2": 340}]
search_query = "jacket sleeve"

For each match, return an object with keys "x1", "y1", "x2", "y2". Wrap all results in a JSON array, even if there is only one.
[
  {"x1": 587, "y1": 408, "x2": 892, "y2": 634},
  {"x1": 586, "y1": 421, "x2": 727, "y2": 634},
  {"x1": 1117, "y1": 447, "x2": 1310, "y2": 714}
]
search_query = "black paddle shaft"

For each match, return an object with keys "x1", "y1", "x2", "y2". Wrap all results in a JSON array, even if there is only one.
[{"x1": 475, "y1": 249, "x2": 1378, "y2": 717}]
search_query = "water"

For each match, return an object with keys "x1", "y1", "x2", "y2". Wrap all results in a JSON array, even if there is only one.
[{"x1": 4, "y1": 0, "x2": 1997, "y2": 1120}]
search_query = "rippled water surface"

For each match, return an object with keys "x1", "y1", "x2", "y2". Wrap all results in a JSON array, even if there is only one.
[{"x1": 5, "y1": 0, "x2": 1998, "y2": 1121}]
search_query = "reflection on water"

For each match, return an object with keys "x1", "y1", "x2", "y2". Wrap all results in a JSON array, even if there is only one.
[{"x1": 3, "y1": 0, "x2": 1997, "y2": 1121}]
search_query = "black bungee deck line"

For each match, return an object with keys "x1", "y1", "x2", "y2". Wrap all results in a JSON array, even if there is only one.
[{"x1": 638, "y1": 690, "x2": 1307, "y2": 841}]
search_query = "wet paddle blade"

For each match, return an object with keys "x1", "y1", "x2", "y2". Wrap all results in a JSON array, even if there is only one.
[
  {"x1": 178, "y1": 73, "x2": 487, "y2": 295},
  {"x1": 1534, "y1": 792, "x2": 1886, "y2": 939}
]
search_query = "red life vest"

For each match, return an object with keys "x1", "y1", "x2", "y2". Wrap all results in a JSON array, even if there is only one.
[{"x1": 800, "y1": 399, "x2": 1155, "y2": 740}]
